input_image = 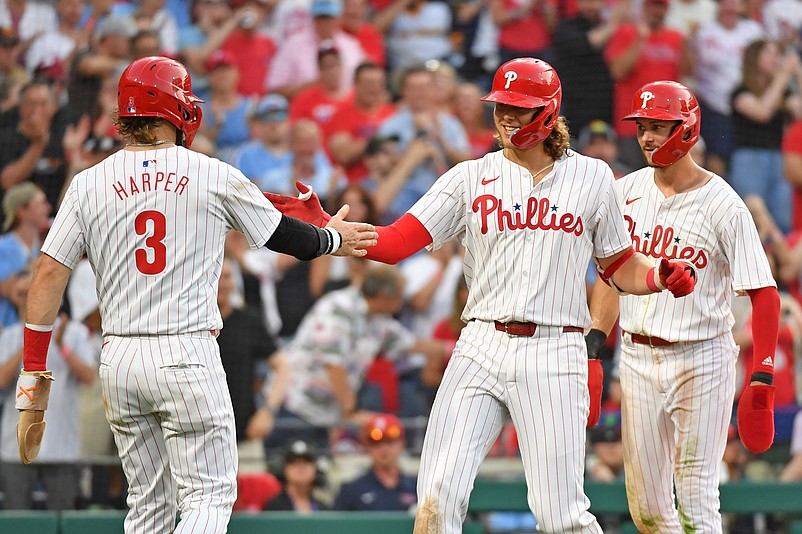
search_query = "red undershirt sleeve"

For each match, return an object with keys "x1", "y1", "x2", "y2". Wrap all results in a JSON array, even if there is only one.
[
  {"x1": 747, "y1": 286, "x2": 781, "y2": 376},
  {"x1": 363, "y1": 213, "x2": 433, "y2": 265}
]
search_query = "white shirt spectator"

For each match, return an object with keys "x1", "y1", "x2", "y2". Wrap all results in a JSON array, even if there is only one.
[
  {"x1": 386, "y1": 1, "x2": 452, "y2": 69},
  {"x1": 665, "y1": 0, "x2": 717, "y2": 35},
  {"x1": 0, "y1": 0, "x2": 57, "y2": 42},
  {"x1": 691, "y1": 18, "x2": 764, "y2": 114},
  {"x1": 763, "y1": 0, "x2": 802, "y2": 44}
]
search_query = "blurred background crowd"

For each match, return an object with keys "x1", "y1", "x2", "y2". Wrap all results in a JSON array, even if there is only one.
[{"x1": 0, "y1": 0, "x2": 801, "y2": 531}]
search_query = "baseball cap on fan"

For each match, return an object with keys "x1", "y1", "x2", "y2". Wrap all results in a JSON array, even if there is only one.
[
  {"x1": 96, "y1": 15, "x2": 137, "y2": 39},
  {"x1": 252, "y1": 94, "x2": 288, "y2": 122},
  {"x1": 577, "y1": 120, "x2": 617, "y2": 150},
  {"x1": 204, "y1": 49, "x2": 236, "y2": 72},
  {"x1": 311, "y1": 0, "x2": 343, "y2": 17}
]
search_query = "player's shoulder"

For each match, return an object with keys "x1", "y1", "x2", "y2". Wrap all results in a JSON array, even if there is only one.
[
  {"x1": 616, "y1": 167, "x2": 652, "y2": 190},
  {"x1": 557, "y1": 150, "x2": 615, "y2": 184}
]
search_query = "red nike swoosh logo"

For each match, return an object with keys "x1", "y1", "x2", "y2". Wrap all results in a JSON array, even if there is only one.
[
  {"x1": 625, "y1": 197, "x2": 642, "y2": 205},
  {"x1": 481, "y1": 176, "x2": 499, "y2": 185}
]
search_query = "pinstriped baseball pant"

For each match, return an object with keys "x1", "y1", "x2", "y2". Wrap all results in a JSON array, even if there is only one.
[
  {"x1": 99, "y1": 333, "x2": 237, "y2": 534},
  {"x1": 619, "y1": 332, "x2": 738, "y2": 533},
  {"x1": 416, "y1": 320, "x2": 602, "y2": 533}
]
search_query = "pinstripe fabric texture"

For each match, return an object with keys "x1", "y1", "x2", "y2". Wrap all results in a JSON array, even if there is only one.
[
  {"x1": 408, "y1": 150, "x2": 630, "y2": 533},
  {"x1": 40, "y1": 146, "x2": 283, "y2": 533},
  {"x1": 613, "y1": 169, "x2": 775, "y2": 533}
]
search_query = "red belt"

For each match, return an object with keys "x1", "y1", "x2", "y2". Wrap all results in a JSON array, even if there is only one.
[
  {"x1": 494, "y1": 321, "x2": 584, "y2": 337},
  {"x1": 626, "y1": 331, "x2": 674, "y2": 347}
]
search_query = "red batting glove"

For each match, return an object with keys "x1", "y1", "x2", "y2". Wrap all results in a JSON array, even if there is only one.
[
  {"x1": 737, "y1": 381, "x2": 776, "y2": 453},
  {"x1": 658, "y1": 258, "x2": 696, "y2": 297},
  {"x1": 587, "y1": 359, "x2": 603, "y2": 428},
  {"x1": 263, "y1": 181, "x2": 332, "y2": 227}
]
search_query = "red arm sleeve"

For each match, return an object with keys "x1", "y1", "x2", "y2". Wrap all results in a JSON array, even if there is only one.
[
  {"x1": 747, "y1": 286, "x2": 781, "y2": 378},
  {"x1": 363, "y1": 213, "x2": 433, "y2": 265}
]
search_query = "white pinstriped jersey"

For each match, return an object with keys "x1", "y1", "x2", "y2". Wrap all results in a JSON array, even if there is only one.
[
  {"x1": 615, "y1": 169, "x2": 775, "y2": 342},
  {"x1": 42, "y1": 146, "x2": 282, "y2": 336},
  {"x1": 408, "y1": 150, "x2": 631, "y2": 328}
]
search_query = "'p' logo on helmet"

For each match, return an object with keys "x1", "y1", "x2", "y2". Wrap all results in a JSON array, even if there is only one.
[
  {"x1": 640, "y1": 91, "x2": 655, "y2": 109},
  {"x1": 504, "y1": 71, "x2": 518, "y2": 90}
]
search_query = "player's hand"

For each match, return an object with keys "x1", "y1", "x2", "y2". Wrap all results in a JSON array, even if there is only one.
[
  {"x1": 737, "y1": 377, "x2": 776, "y2": 453},
  {"x1": 263, "y1": 181, "x2": 332, "y2": 227},
  {"x1": 325, "y1": 204, "x2": 378, "y2": 257},
  {"x1": 15, "y1": 370, "x2": 55, "y2": 464},
  {"x1": 658, "y1": 258, "x2": 696, "y2": 297}
]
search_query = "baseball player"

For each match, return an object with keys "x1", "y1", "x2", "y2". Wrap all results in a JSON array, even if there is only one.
[
  {"x1": 264, "y1": 58, "x2": 696, "y2": 534},
  {"x1": 587, "y1": 81, "x2": 780, "y2": 533},
  {"x1": 14, "y1": 56, "x2": 377, "y2": 534}
]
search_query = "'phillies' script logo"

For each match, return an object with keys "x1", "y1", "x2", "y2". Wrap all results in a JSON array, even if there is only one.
[
  {"x1": 504, "y1": 71, "x2": 518, "y2": 89},
  {"x1": 640, "y1": 91, "x2": 655, "y2": 109},
  {"x1": 472, "y1": 195, "x2": 584, "y2": 235},
  {"x1": 625, "y1": 216, "x2": 708, "y2": 268}
]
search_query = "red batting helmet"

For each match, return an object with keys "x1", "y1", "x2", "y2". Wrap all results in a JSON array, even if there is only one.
[
  {"x1": 481, "y1": 58, "x2": 562, "y2": 149},
  {"x1": 117, "y1": 56, "x2": 204, "y2": 148},
  {"x1": 622, "y1": 80, "x2": 700, "y2": 167}
]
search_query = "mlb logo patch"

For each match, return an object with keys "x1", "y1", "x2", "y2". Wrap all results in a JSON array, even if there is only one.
[
  {"x1": 127, "y1": 107, "x2": 136, "y2": 113},
  {"x1": 143, "y1": 159, "x2": 157, "y2": 168}
]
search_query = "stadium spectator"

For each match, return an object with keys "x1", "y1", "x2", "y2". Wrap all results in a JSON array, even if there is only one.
[
  {"x1": 490, "y1": 0, "x2": 558, "y2": 64},
  {"x1": 376, "y1": 66, "x2": 470, "y2": 220},
  {"x1": 0, "y1": 183, "x2": 48, "y2": 327},
  {"x1": 266, "y1": 265, "x2": 447, "y2": 451},
  {"x1": 264, "y1": 439, "x2": 329, "y2": 512},
  {"x1": 197, "y1": 49, "x2": 253, "y2": 163},
  {"x1": 0, "y1": 81, "x2": 71, "y2": 211},
  {"x1": 127, "y1": 0, "x2": 179, "y2": 56},
  {"x1": 178, "y1": 0, "x2": 236, "y2": 96},
  {"x1": 0, "y1": 0, "x2": 58, "y2": 47},
  {"x1": 131, "y1": 29, "x2": 163, "y2": 58},
  {"x1": 689, "y1": 0, "x2": 764, "y2": 177},
  {"x1": 24, "y1": 0, "x2": 90, "y2": 79},
  {"x1": 762, "y1": 0, "x2": 802, "y2": 48},
  {"x1": 575, "y1": 120, "x2": 631, "y2": 178},
  {"x1": 605, "y1": 0, "x2": 686, "y2": 167},
  {"x1": 289, "y1": 44, "x2": 352, "y2": 129},
  {"x1": 215, "y1": 256, "x2": 287, "y2": 444},
  {"x1": 259, "y1": 118, "x2": 342, "y2": 201},
  {"x1": 327, "y1": 62, "x2": 395, "y2": 183},
  {"x1": 235, "y1": 93, "x2": 292, "y2": 187},
  {"x1": 0, "y1": 28, "x2": 26, "y2": 113},
  {"x1": 665, "y1": 0, "x2": 717, "y2": 35},
  {"x1": 729, "y1": 39, "x2": 802, "y2": 234},
  {"x1": 0, "y1": 271, "x2": 96, "y2": 510},
  {"x1": 334, "y1": 414, "x2": 417, "y2": 511},
  {"x1": 452, "y1": 82, "x2": 496, "y2": 159},
  {"x1": 341, "y1": 0, "x2": 386, "y2": 66},
  {"x1": 219, "y1": 0, "x2": 277, "y2": 97},
  {"x1": 267, "y1": 0, "x2": 366, "y2": 98},
  {"x1": 68, "y1": 14, "x2": 134, "y2": 119},
  {"x1": 783, "y1": 119, "x2": 802, "y2": 231},
  {"x1": 375, "y1": 0, "x2": 453, "y2": 70},
  {"x1": 552, "y1": 0, "x2": 628, "y2": 135}
]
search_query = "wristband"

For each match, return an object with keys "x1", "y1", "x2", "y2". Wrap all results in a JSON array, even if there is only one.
[
  {"x1": 751, "y1": 372, "x2": 774, "y2": 385},
  {"x1": 646, "y1": 267, "x2": 665, "y2": 293},
  {"x1": 585, "y1": 329, "x2": 607, "y2": 360},
  {"x1": 326, "y1": 228, "x2": 342, "y2": 255},
  {"x1": 24, "y1": 324, "x2": 54, "y2": 372}
]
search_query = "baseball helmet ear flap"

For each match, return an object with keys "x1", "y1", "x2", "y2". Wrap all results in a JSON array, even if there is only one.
[
  {"x1": 622, "y1": 80, "x2": 701, "y2": 167},
  {"x1": 481, "y1": 57, "x2": 562, "y2": 149}
]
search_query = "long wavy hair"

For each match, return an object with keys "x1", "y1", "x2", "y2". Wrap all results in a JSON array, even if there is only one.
[{"x1": 495, "y1": 115, "x2": 571, "y2": 159}]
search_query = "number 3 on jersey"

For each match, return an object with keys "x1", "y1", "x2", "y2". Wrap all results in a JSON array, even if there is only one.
[{"x1": 135, "y1": 210, "x2": 167, "y2": 275}]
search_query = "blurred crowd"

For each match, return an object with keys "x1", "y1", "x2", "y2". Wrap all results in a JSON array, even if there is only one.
[{"x1": 0, "y1": 0, "x2": 802, "y2": 527}]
